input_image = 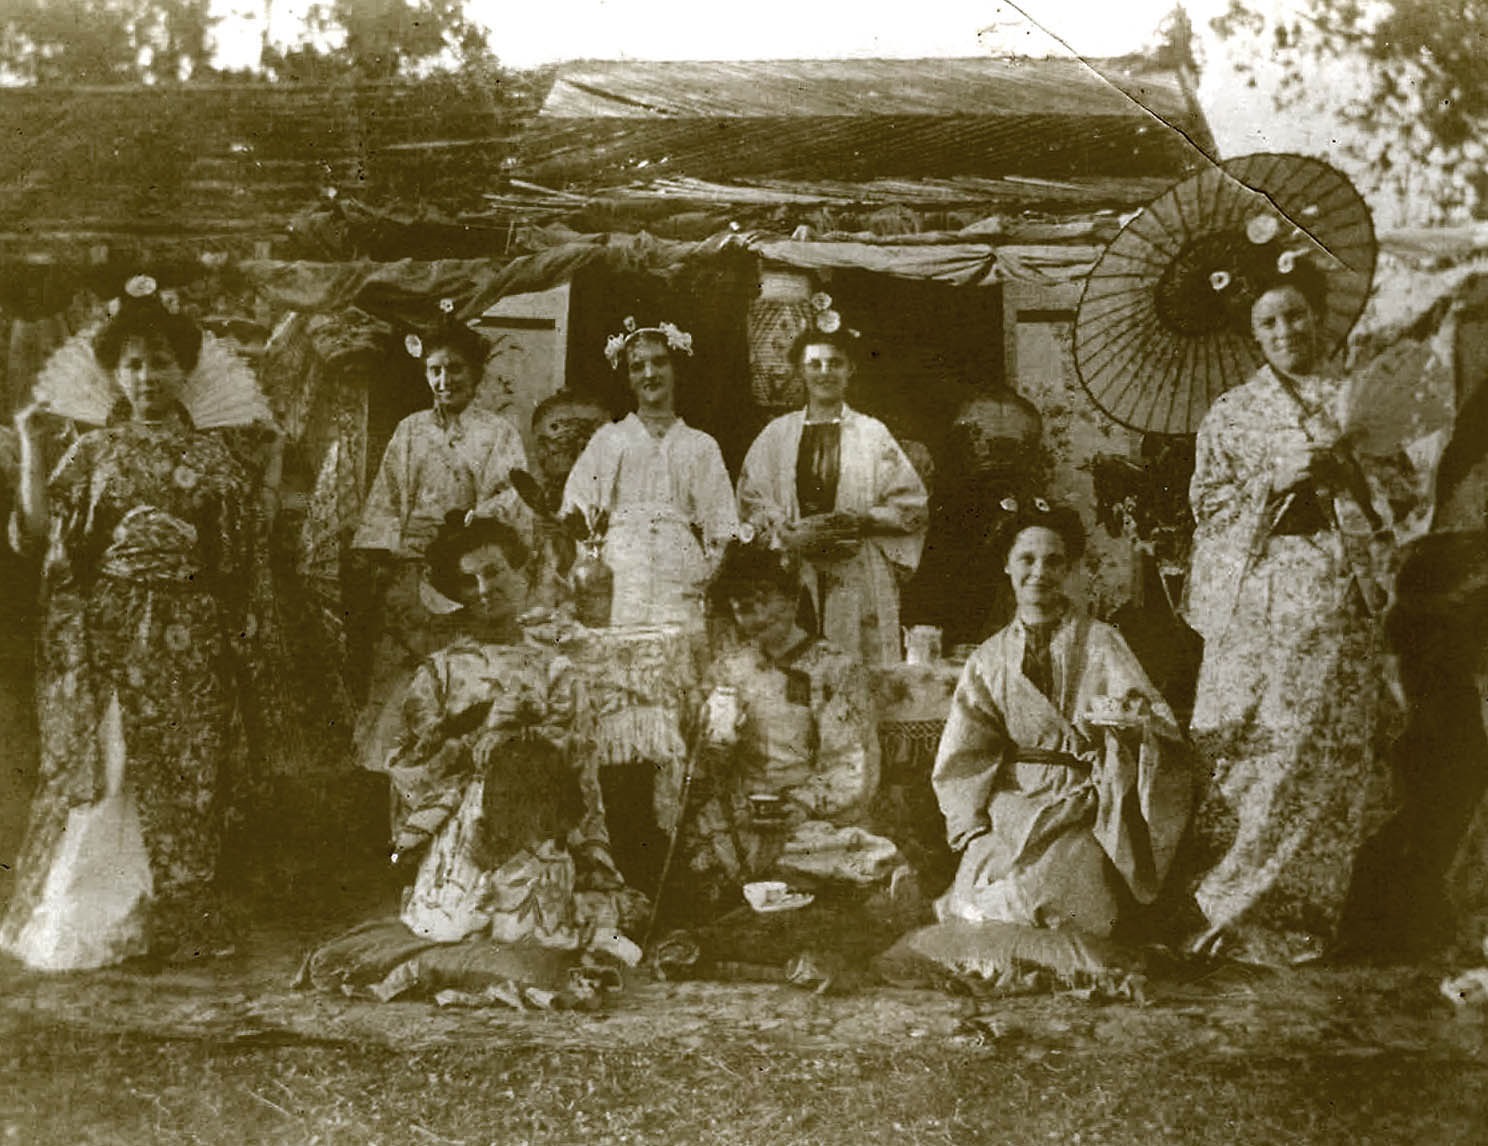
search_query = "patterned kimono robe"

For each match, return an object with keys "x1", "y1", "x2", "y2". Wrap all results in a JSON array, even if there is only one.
[
  {"x1": 738, "y1": 407, "x2": 927, "y2": 665},
  {"x1": 561, "y1": 414, "x2": 737, "y2": 629},
  {"x1": 1184, "y1": 365, "x2": 1405, "y2": 964},
  {"x1": 0, "y1": 418, "x2": 254, "y2": 969},
  {"x1": 386, "y1": 637, "x2": 631, "y2": 945},
  {"x1": 686, "y1": 637, "x2": 901, "y2": 890},
  {"x1": 352, "y1": 406, "x2": 529, "y2": 760},
  {"x1": 932, "y1": 614, "x2": 1190, "y2": 939}
]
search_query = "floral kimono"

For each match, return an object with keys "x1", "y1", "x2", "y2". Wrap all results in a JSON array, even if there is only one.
[
  {"x1": 387, "y1": 635, "x2": 640, "y2": 939},
  {"x1": 738, "y1": 407, "x2": 927, "y2": 665},
  {"x1": 685, "y1": 636, "x2": 901, "y2": 893},
  {"x1": 352, "y1": 406, "x2": 530, "y2": 759},
  {"x1": 561, "y1": 414, "x2": 737, "y2": 629},
  {"x1": 1184, "y1": 365, "x2": 1407, "y2": 964},
  {"x1": 932, "y1": 613, "x2": 1190, "y2": 940},
  {"x1": 0, "y1": 418, "x2": 255, "y2": 969}
]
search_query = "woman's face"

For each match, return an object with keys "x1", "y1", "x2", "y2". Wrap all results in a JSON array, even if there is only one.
[
  {"x1": 625, "y1": 337, "x2": 676, "y2": 411},
  {"x1": 426, "y1": 346, "x2": 479, "y2": 415},
  {"x1": 729, "y1": 584, "x2": 796, "y2": 648},
  {"x1": 115, "y1": 334, "x2": 185, "y2": 422},
  {"x1": 797, "y1": 342, "x2": 854, "y2": 411},
  {"x1": 1251, "y1": 285, "x2": 1320, "y2": 376},
  {"x1": 456, "y1": 541, "x2": 529, "y2": 637},
  {"x1": 1004, "y1": 526, "x2": 1071, "y2": 612}
]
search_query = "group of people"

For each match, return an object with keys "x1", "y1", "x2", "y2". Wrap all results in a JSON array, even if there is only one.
[{"x1": 0, "y1": 251, "x2": 1473, "y2": 1004}]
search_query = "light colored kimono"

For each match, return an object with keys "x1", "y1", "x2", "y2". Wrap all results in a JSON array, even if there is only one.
[
  {"x1": 932, "y1": 613, "x2": 1190, "y2": 938},
  {"x1": 737, "y1": 407, "x2": 927, "y2": 665},
  {"x1": 1184, "y1": 365, "x2": 1406, "y2": 963},
  {"x1": 351, "y1": 405, "x2": 530, "y2": 761},
  {"x1": 686, "y1": 636, "x2": 901, "y2": 889},
  {"x1": 561, "y1": 414, "x2": 737, "y2": 629},
  {"x1": 353, "y1": 406, "x2": 528, "y2": 559}
]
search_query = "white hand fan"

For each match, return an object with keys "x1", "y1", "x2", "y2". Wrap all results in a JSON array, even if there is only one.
[{"x1": 31, "y1": 326, "x2": 275, "y2": 429}]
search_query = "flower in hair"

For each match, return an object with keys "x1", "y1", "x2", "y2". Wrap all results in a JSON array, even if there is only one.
[
  {"x1": 124, "y1": 274, "x2": 157, "y2": 299},
  {"x1": 1209, "y1": 270, "x2": 1232, "y2": 292},
  {"x1": 603, "y1": 317, "x2": 695, "y2": 369},
  {"x1": 439, "y1": 297, "x2": 456, "y2": 315},
  {"x1": 999, "y1": 497, "x2": 1019, "y2": 513},
  {"x1": 815, "y1": 309, "x2": 842, "y2": 333},
  {"x1": 1034, "y1": 497, "x2": 1051, "y2": 513},
  {"x1": 810, "y1": 292, "x2": 833, "y2": 312},
  {"x1": 405, "y1": 333, "x2": 424, "y2": 359}
]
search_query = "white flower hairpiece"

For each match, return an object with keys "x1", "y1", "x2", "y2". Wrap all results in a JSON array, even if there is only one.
[
  {"x1": 124, "y1": 274, "x2": 157, "y2": 299},
  {"x1": 439, "y1": 297, "x2": 456, "y2": 315},
  {"x1": 405, "y1": 333, "x2": 424, "y2": 359},
  {"x1": 603, "y1": 317, "x2": 694, "y2": 369},
  {"x1": 1209, "y1": 270, "x2": 1232, "y2": 292}
]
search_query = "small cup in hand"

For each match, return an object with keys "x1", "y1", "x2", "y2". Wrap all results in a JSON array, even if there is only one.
[{"x1": 703, "y1": 686, "x2": 743, "y2": 747}]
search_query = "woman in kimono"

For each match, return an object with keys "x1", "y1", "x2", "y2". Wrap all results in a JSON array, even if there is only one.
[
  {"x1": 1184, "y1": 258, "x2": 1408, "y2": 966},
  {"x1": 2, "y1": 277, "x2": 257, "y2": 968},
  {"x1": 931, "y1": 505, "x2": 1190, "y2": 960},
  {"x1": 305, "y1": 515, "x2": 640, "y2": 1002},
  {"x1": 682, "y1": 540, "x2": 900, "y2": 910},
  {"x1": 561, "y1": 318, "x2": 737, "y2": 631},
  {"x1": 737, "y1": 325, "x2": 927, "y2": 665},
  {"x1": 352, "y1": 312, "x2": 529, "y2": 765}
]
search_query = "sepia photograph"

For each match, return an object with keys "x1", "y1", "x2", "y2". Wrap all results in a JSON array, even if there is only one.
[{"x1": 0, "y1": 0, "x2": 1484, "y2": 1141}]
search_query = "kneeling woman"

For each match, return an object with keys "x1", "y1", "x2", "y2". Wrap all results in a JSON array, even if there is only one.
[
  {"x1": 305, "y1": 516, "x2": 640, "y2": 1003},
  {"x1": 679, "y1": 542, "x2": 904, "y2": 920},
  {"x1": 930, "y1": 505, "x2": 1190, "y2": 978}
]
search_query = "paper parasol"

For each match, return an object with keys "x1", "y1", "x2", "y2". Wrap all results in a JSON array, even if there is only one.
[
  {"x1": 1073, "y1": 153, "x2": 1377, "y2": 435},
  {"x1": 32, "y1": 324, "x2": 275, "y2": 429}
]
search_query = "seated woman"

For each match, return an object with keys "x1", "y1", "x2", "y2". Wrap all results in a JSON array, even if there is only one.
[
  {"x1": 663, "y1": 541, "x2": 911, "y2": 979},
  {"x1": 303, "y1": 516, "x2": 642, "y2": 1005},
  {"x1": 918, "y1": 504, "x2": 1191, "y2": 990}
]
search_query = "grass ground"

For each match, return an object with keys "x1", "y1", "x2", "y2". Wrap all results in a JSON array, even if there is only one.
[{"x1": 2, "y1": 1014, "x2": 1486, "y2": 1146}]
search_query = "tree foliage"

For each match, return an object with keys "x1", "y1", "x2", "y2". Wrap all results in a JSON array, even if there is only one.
[
  {"x1": 1212, "y1": 0, "x2": 1488, "y2": 222},
  {"x1": 0, "y1": 0, "x2": 504, "y2": 85},
  {"x1": 0, "y1": 0, "x2": 215, "y2": 83},
  {"x1": 261, "y1": 0, "x2": 501, "y2": 83}
]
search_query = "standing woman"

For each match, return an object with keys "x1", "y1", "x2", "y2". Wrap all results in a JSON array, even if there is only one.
[
  {"x1": 2, "y1": 276, "x2": 259, "y2": 969},
  {"x1": 561, "y1": 318, "x2": 737, "y2": 630},
  {"x1": 737, "y1": 318, "x2": 927, "y2": 665},
  {"x1": 1185, "y1": 256, "x2": 1406, "y2": 965}
]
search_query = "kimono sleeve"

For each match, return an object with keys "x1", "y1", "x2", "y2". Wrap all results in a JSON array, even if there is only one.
[
  {"x1": 737, "y1": 421, "x2": 794, "y2": 542},
  {"x1": 791, "y1": 655, "x2": 879, "y2": 821},
  {"x1": 688, "y1": 432, "x2": 740, "y2": 551},
  {"x1": 42, "y1": 433, "x2": 99, "y2": 583},
  {"x1": 386, "y1": 653, "x2": 479, "y2": 846},
  {"x1": 931, "y1": 652, "x2": 1014, "y2": 851},
  {"x1": 353, "y1": 422, "x2": 409, "y2": 554},
  {"x1": 863, "y1": 425, "x2": 929, "y2": 543},
  {"x1": 559, "y1": 430, "x2": 611, "y2": 522},
  {"x1": 1184, "y1": 396, "x2": 1262, "y2": 640}
]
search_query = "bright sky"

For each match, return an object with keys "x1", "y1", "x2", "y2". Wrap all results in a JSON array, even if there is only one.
[
  {"x1": 213, "y1": 1, "x2": 1225, "y2": 69},
  {"x1": 212, "y1": 1, "x2": 1313, "y2": 163}
]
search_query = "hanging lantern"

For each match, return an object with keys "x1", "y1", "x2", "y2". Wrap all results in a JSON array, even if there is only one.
[{"x1": 746, "y1": 268, "x2": 813, "y2": 411}]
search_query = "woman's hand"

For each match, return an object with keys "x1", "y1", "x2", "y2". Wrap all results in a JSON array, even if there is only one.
[{"x1": 1271, "y1": 442, "x2": 1335, "y2": 491}]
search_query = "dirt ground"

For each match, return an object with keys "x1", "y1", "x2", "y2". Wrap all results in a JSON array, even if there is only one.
[{"x1": 2, "y1": 885, "x2": 1487, "y2": 1145}]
